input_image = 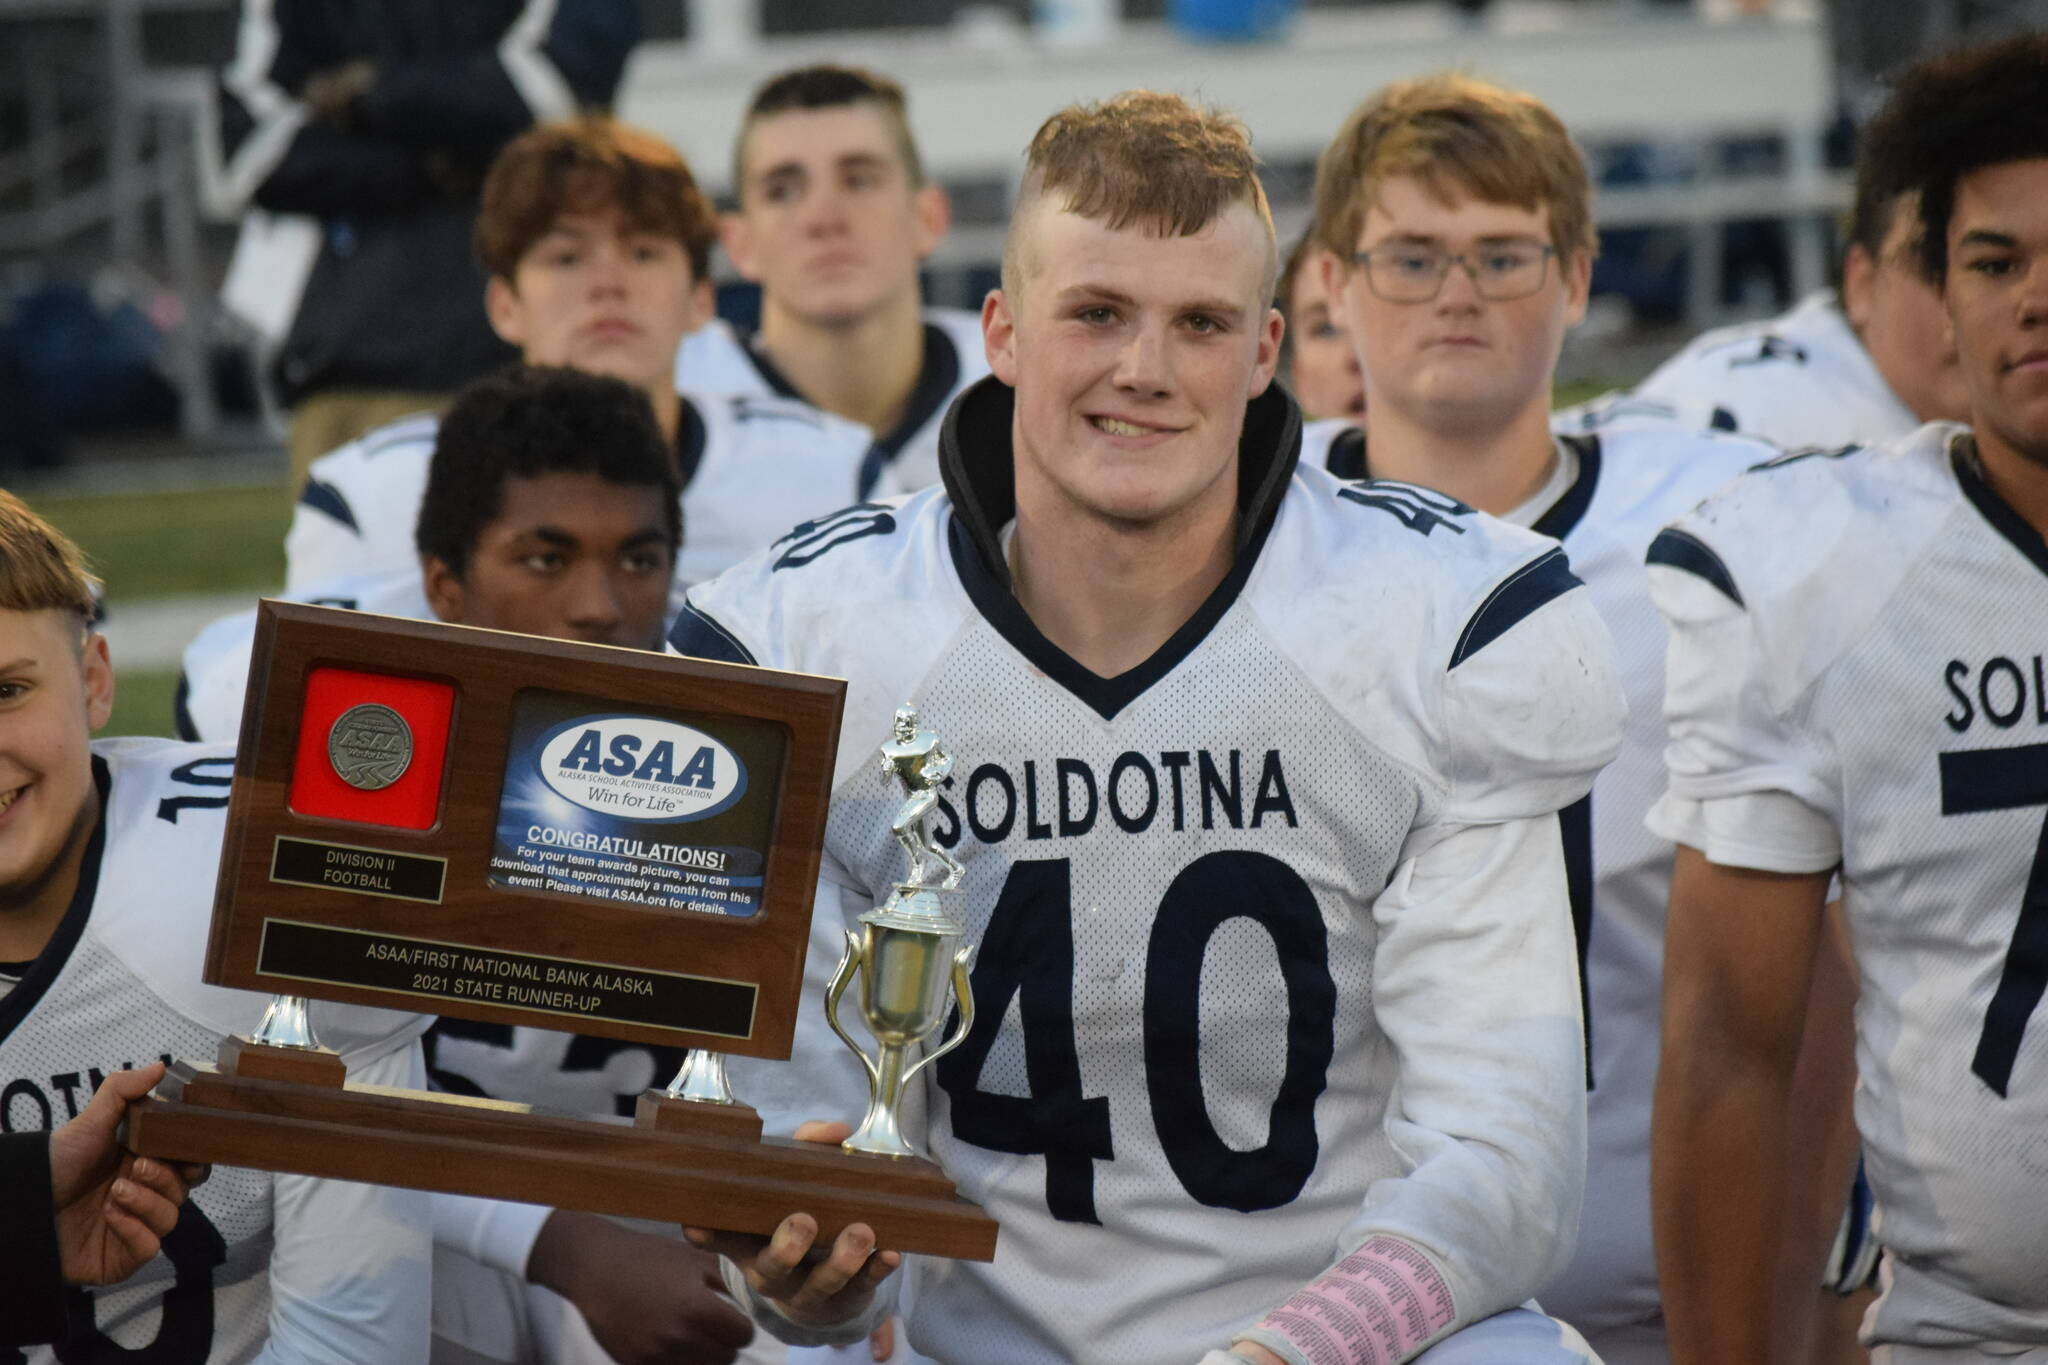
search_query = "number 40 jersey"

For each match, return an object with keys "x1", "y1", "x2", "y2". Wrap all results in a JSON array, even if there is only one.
[
  {"x1": 677, "y1": 380, "x2": 1625, "y2": 1365},
  {"x1": 1647, "y1": 423, "x2": 2048, "y2": 1349}
]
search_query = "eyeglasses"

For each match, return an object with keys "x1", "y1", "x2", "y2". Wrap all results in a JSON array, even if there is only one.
[{"x1": 1350, "y1": 243, "x2": 1558, "y2": 302}]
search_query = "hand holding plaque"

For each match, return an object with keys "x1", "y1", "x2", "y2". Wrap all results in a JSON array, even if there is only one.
[{"x1": 128, "y1": 602, "x2": 997, "y2": 1261}]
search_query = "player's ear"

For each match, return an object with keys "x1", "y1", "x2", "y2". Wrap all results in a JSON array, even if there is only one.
[
  {"x1": 1562, "y1": 247, "x2": 1592, "y2": 327},
  {"x1": 1841, "y1": 243, "x2": 1878, "y2": 332},
  {"x1": 485, "y1": 276, "x2": 527, "y2": 349},
  {"x1": 1252, "y1": 306, "x2": 1284, "y2": 397},
  {"x1": 720, "y1": 211, "x2": 761, "y2": 285},
  {"x1": 983, "y1": 287, "x2": 1018, "y2": 386},
  {"x1": 81, "y1": 630, "x2": 113, "y2": 731},
  {"x1": 421, "y1": 555, "x2": 466, "y2": 626},
  {"x1": 913, "y1": 183, "x2": 951, "y2": 260},
  {"x1": 690, "y1": 277, "x2": 716, "y2": 333}
]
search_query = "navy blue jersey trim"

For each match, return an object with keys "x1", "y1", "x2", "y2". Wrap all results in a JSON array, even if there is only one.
[
  {"x1": 937, "y1": 377, "x2": 1301, "y2": 721},
  {"x1": 947, "y1": 507, "x2": 1280, "y2": 721},
  {"x1": 1449, "y1": 547, "x2": 1581, "y2": 671},
  {"x1": 172, "y1": 672, "x2": 199, "y2": 743},
  {"x1": 1646, "y1": 528, "x2": 1745, "y2": 607},
  {"x1": 1955, "y1": 437, "x2": 2048, "y2": 582},
  {"x1": 0, "y1": 756, "x2": 109, "y2": 1045},
  {"x1": 1533, "y1": 434, "x2": 1603, "y2": 542},
  {"x1": 297, "y1": 477, "x2": 358, "y2": 533},
  {"x1": 668, "y1": 602, "x2": 758, "y2": 666},
  {"x1": 675, "y1": 398, "x2": 707, "y2": 493},
  {"x1": 1324, "y1": 426, "x2": 1368, "y2": 482},
  {"x1": 744, "y1": 322, "x2": 960, "y2": 463}
]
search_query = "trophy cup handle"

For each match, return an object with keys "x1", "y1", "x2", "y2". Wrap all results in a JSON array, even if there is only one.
[
  {"x1": 899, "y1": 946, "x2": 976, "y2": 1095},
  {"x1": 825, "y1": 928, "x2": 881, "y2": 1089}
]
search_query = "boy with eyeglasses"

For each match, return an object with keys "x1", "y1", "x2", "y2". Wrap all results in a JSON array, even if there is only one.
[{"x1": 1307, "y1": 74, "x2": 1813, "y2": 1365}]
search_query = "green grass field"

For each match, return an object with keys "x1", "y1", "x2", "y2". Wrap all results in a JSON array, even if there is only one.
[
  {"x1": 35, "y1": 482, "x2": 290, "y2": 603},
  {"x1": 109, "y1": 668, "x2": 182, "y2": 739}
]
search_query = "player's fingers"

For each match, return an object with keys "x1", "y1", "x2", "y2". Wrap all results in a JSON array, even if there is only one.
[
  {"x1": 103, "y1": 1183, "x2": 170, "y2": 1261},
  {"x1": 82, "y1": 1062, "x2": 166, "y2": 1136},
  {"x1": 784, "y1": 1223, "x2": 878, "y2": 1312},
  {"x1": 870, "y1": 1317, "x2": 896, "y2": 1361},
  {"x1": 127, "y1": 1157, "x2": 189, "y2": 1201},
  {"x1": 175, "y1": 1161, "x2": 210, "y2": 1190},
  {"x1": 751, "y1": 1213, "x2": 823, "y2": 1296},
  {"x1": 684, "y1": 1226, "x2": 769, "y2": 1263},
  {"x1": 792, "y1": 1119, "x2": 852, "y2": 1145},
  {"x1": 115, "y1": 1166, "x2": 186, "y2": 1236}
]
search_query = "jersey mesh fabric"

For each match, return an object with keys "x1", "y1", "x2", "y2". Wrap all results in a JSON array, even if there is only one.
[{"x1": 820, "y1": 608, "x2": 1420, "y2": 1365}]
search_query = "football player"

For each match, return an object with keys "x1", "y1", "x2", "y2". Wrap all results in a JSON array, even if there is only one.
[
  {"x1": 677, "y1": 90, "x2": 1626, "y2": 1365},
  {"x1": 1275, "y1": 230, "x2": 1366, "y2": 424},
  {"x1": 183, "y1": 367, "x2": 762, "y2": 1365},
  {"x1": 1627, "y1": 78, "x2": 1971, "y2": 450},
  {"x1": 1650, "y1": 33, "x2": 2048, "y2": 1364},
  {"x1": 284, "y1": 115, "x2": 883, "y2": 596},
  {"x1": 0, "y1": 490, "x2": 433, "y2": 1360},
  {"x1": 1307, "y1": 74, "x2": 1826, "y2": 1365},
  {"x1": 676, "y1": 64, "x2": 990, "y2": 491}
]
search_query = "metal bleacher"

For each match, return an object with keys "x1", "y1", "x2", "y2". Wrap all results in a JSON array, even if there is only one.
[
  {"x1": 621, "y1": 1, "x2": 1845, "y2": 317},
  {"x1": 4, "y1": 0, "x2": 1846, "y2": 442}
]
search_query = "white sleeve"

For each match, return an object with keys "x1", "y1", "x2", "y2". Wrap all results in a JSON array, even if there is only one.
[
  {"x1": 431, "y1": 1193, "x2": 552, "y2": 1279},
  {"x1": 254, "y1": 1041, "x2": 433, "y2": 1363},
  {"x1": 1644, "y1": 545, "x2": 1841, "y2": 873},
  {"x1": 1233, "y1": 817, "x2": 1586, "y2": 1364},
  {"x1": 1431, "y1": 553, "x2": 1626, "y2": 832},
  {"x1": 177, "y1": 609, "x2": 260, "y2": 744},
  {"x1": 283, "y1": 490, "x2": 365, "y2": 595},
  {"x1": 1375, "y1": 816, "x2": 1586, "y2": 1303}
]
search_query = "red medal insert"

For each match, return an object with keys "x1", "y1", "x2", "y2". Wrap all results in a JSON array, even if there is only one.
[{"x1": 289, "y1": 666, "x2": 455, "y2": 831}]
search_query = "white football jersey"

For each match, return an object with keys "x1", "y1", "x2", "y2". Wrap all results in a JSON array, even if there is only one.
[
  {"x1": 1632, "y1": 290, "x2": 1919, "y2": 450},
  {"x1": 1305, "y1": 416, "x2": 1782, "y2": 1344},
  {"x1": 677, "y1": 379, "x2": 1626, "y2": 1365},
  {"x1": 283, "y1": 390, "x2": 888, "y2": 594},
  {"x1": 0, "y1": 738, "x2": 432, "y2": 1363},
  {"x1": 1647, "y1": 423, "x2": 2048, "y2": 1348},
  {"x1": 673, "y1": 310, "x2": 990, "y2": 492},
  {"x1": 177, "y1": 573, "x2": 430, "y2": 745}
]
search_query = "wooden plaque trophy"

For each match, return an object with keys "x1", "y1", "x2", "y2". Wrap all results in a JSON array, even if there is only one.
[{"x1": 127, "y1": 601, "x2": 997, "y2": 1260}]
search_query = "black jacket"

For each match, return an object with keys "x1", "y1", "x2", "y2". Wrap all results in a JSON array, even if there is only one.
[
  {"x1": 0, "y1": 1132, "x2": 67, "y2": 1346},
  {"x1": 218, "y1": 0, "x2": 641, "y2": 402}
]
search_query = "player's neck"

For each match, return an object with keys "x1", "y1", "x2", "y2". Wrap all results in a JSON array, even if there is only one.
[
  {"x1": 1972, "y1": 424, "x2": 2048, "y2": 540},
  {"x1": 646, "y1": 385, "x2": 682, "y2": 447},
  {"x1": 1008, "y1": 478, "x2": 1238, "y2": 680},
  {"x1": 1363, "y1": 395, "x2": 1558, "y2": 517},
  {"x1": 756, "y1": 291, "x2": 926, "y2": 436},
  {"x1": 0, "y1": 785, "x2": 97, "y2": 963}
]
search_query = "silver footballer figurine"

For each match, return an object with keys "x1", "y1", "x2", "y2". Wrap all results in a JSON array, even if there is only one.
[{"x1": 825, "y1": 703, "x2": 976, "y2": 1158}]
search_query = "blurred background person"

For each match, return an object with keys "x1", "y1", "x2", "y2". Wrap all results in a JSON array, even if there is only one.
[{"x1": 215, "y1": 0, "x2": 642, "y2": 491}]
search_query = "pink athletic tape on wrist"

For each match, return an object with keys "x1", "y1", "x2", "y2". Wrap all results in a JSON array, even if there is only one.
[{"x1": 1249, "y1": 1235, "x2": 1456, "y2": 1365}]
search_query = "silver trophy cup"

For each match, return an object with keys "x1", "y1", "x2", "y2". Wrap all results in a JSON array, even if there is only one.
[{"x1": 823, "y1": 705, "x2": 977, "y2": 1159}]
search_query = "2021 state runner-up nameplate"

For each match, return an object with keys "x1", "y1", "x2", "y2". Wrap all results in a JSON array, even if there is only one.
[{"x1": 128, "y1": 601, "x2": 998, "y2": 1260}]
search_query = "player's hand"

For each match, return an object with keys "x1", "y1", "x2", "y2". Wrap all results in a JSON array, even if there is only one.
[
  {"x1": 1229, "y1": 1346, "x2": 1287, "y2": 1365},
  {"x1": 684, "y1": 1120, "x2": 901, "y2": 1330},
  {"x1": 49, "y1": 1062, "x2": 207, "y2": 1286},
  {"x1": 527, "y1": 1210, "x2": 753, "y2": 1365}
]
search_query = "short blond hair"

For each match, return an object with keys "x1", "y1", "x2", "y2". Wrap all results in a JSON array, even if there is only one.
[
  {"x1": 1003, "y1": 90, "x2": 1276, "y2": 295},
  {"x1": 1312, "y1": 73, "x2": 1596, "y2": 266},
  {"x1": 0, "y1": 490, "x2": 98, "y2": 632}
]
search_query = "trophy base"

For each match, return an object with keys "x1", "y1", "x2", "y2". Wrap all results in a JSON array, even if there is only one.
[
  {"x1": 216, "y1": 1035, "x2": 347, "y2": 1088},
  {"x1": 130, "y1": 1061, "x2": 995, "y2": 1260},
  {"x1": 634, "y1": 1089, "x2": 764, "y2": 1142}
]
